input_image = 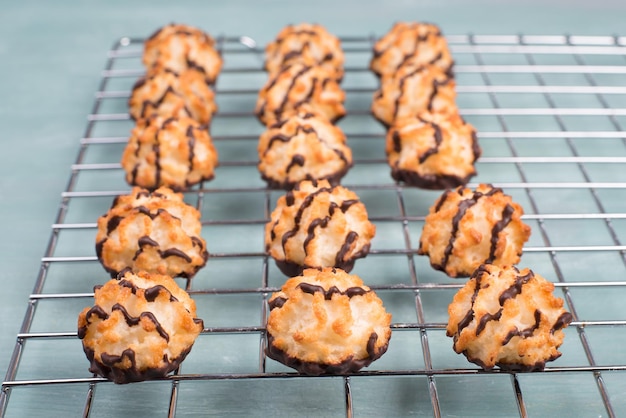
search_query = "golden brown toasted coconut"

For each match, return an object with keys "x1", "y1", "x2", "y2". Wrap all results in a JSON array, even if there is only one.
[
  {"x1": 78, "y1": 270, "x2": 204, "y2": 384},
  {"x1": 386, "y1": 111, "x2": 481, "y2": 189},
  {"x1": 371, "y1": 63, "x2": 456, "y2": 128},
  {"x1": 129, "y1": 68, "x2": 217, "y2": 124},
  {"x1": 96, "y1": 186, "x2": 208, "y2": 278},
  {"x1": 370, "y1": 21, "x2": 454, "y2": 77},
  {"x1": 266, "y1": 268, "x2": 392, "y2": 375},
  {"x1": 418, "y1": 184, "x2": 531, "y2": 278},
  {"x1": 265, "y1": 23, "x2": 344, "y2": 80},
  {"x1": 121, "y1": 116, "x2": 219, "y2": 191},
  {"x1": 447, "y1": 264, "x2": 572, "y2": 371},
  {"x1": 255, "y1": 63, "x2": 346, "y2": 126},
  {"x1": 143, "y1": 23, "x2": 222, "y2": 84},
  {"x1": 258, "y1": 110, "x2": 353, "y2": 190},
  {"x1": 265, "y1": 180, "x2": 376, "y2": 276}
]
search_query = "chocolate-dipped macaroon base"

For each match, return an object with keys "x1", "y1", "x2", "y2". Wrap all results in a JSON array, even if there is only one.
[
  {"x1": 266, "y1": 333, "x2": 389, "y2": 376},
  {"x1": 273, "y1": 249, "x2": 363, "y2": 277},
  {"x1": 391, "y1": 168, "x2": 475, "y2": 191},
  {"x1": 82, "y1": 340, "x2": 198, "y2": 384},
  {"x1": 261, "y1": 167, "x2": 350, "y2": 192}
]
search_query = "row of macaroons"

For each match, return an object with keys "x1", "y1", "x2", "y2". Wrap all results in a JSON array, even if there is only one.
[
  {"x1": 369, "y1": 22, "x2": 483, "y2": 191},
  {"x1": 77, "y1": 264, "x2": 394, "y2": 384},
  {"x1": 118, "y1": 22, "x2": 483, "y2": 195},
  {"x1": 122, "y1": 24, "x2": 222, "y2": 192},
  {"x1": 78, "y1": 24, "x2": 224, "y2": 384},
  {"x1": 253, "y1": 24, "x2": 354, "y2": 190},
  {"x1": 93, "y1": 179, "x2": 535, "y2": 282},
  {"x1": 80, "y1": 183, "x2": 570, "y2": 384},
  {"x1": 245, "y1": 20, "x2": 495, "y2": 380},
  {"x1": 371, "y1": 24, "x2": 570, "y2": 368}
]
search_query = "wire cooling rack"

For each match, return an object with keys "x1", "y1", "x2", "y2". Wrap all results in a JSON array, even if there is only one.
[{"x1": 2, "y1": 33, "x2": 626, "y2": 418}]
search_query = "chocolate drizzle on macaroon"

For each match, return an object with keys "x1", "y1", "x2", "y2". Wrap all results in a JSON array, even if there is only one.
[
  {"x1": 95, "y1": 187, "x2": 209, "y2": 279},
  {"x1": 78, "y1": 271, "x2": 204, "y2": 384},
  {"x1": 418, "y1": 184, "x2": 530, "y2": 278},
  {"x1": 266, "y1": 180, "x2": 375, "y2": 276},
  {"x1": 446, "y1": 264, "x2": 572, "y2": 371},
  {"x1": 265, "y1": 268, "x2": 392, "y2": 375}
]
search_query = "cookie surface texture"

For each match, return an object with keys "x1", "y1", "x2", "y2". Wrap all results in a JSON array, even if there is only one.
[
  {"x1": 143, "y1": 23, "x2": 222, "y2": 84},
  {"x1": 121, "y1": 116, "x2": 219, "y2": 191},
  {"x1": 267, "y1": 267, "x2": 392, "y2": 375},
  {"x1": 265, "y1": 179, "x2": 376, "y2": 276},
  {"x1": 386, "y1": 111, "x2": 481, "y2": 189},
  {"x1": 255, "y1": 63, "x2": 346, "y2": 126},
  {"x1": 258, "y1": 110, "x2": 353, "y2": 189},
  {"x1": 418, "y1": 183, "x2": 531, "y2": 277},
  {"x1": 446, "y1": 264, "x2": 573, "y2": 371},
  {"x1": 129, "y1": 68, "x2": 217, "y2": 125},
  {"x1": 96, "y1": 186, "x2": 208, "y2": 278},
  {"x1": 371, "y1": 63, "x2": 456, "y2": 128},
  {"x1": 370, "y1": 21, "x2": 454, "y2": 77},
  {"x1": 265, "y1": 23, "x2": 344, "y2": 80}
]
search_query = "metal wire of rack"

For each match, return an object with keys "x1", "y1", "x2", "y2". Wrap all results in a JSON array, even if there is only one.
[{"x1": 2, "y1": 32, "x2": 626, "y2": 417}]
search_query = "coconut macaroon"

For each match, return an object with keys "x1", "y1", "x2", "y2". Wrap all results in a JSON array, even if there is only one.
[
  {"x1": 129, "y1": 68, "x2": 218, "y2": 125},
  {"x1": 386, "y1": 111, "x2": 481, "y2": 189},
  {"x1": 78, "y1": 270, "x2": 204, "y2": 384},
  {"x1": 370, "y1": 21, "x2": 454, "y2": 78},
  {"x1": 266, "y1": 267, "x2": 392, "y2": 375},
  {"x1": 265, "y1": 23, "x2": 344, "y2": 80},
  {"x1": 418, "y1": 184, "x2": 531, "y2": 278},
  {"x1": 121, "y1": 116, "x2": 219, "y2": 191},
  {"x1": 143, "y1": 23, "x2": 223, "y2": 85},
  {"x1": 96, "y1": 187, "x2": 208, "y2": 279},
  {"x1": 255, "y1": 63, "x2": 346, "y2": 126},
  {"x1": 258, "y1": 110, "x2": 353, "y2": 190},
  {"x1": 447, "y1": 264, "x2": 573, "y2": 371},
  {"x1": 265, "y1": 179, "x2": 376, "y2": 276},
  {"x1": 371, "y1": 63, "x2": 456, "y2": 128}
]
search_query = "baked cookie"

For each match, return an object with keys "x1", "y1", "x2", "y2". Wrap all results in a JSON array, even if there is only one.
[
  {"x1": 265, "y1": 179, "x2": 376, "y2": 276},
  {"x1": 266, "y1": 267, "x2": 392, "y2": 375},
  {"x1": 265, "y1": 23, "x2": 344, "y2": 80},
  {"x1": 418, "y1": 184, "x2": 531, "y2": 278},
  {"x1": 129, "y1": 68, "x2": 217, "y2": 125},
  {"x1": 78, "y1": 270, "x2": 204, "y2": 384},
  {"x1": 121, "y1": 116, "x2": 219, "y2": 191},
  {"x1": 255, "y1": 63, "x2": 346, "y2": 126},
  {"x1": 447, "y1": 264, "x2": 573, "y2": 371},
  {"x1": 371, "y1": 63, "x2": 456, "y2": 128},
  {"x1": 143, "y1": 23, "x2": 223, "y2": 85},
  {"x1": 258, "y1": 110, "x2": 353, "y2": 189},
  {"x1": 386, "y1": 111, "x2": 481, "y2": 189},
  {"x1": 370, "y1": 22, "x2": 454, "y2": 77},
  {"x1": 96, "y1": 186, "x2": 208, "y2": 278}
]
